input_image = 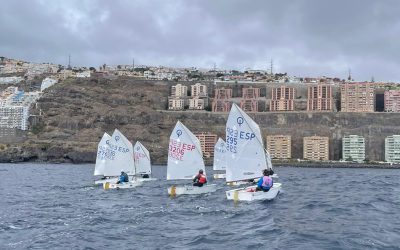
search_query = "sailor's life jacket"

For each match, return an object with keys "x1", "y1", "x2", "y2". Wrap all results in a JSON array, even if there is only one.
[
  {"x1": 119, "y1": 172, "x2": 129, "y2": 182},
  {"x1": 257, "y1": 176, "x2": 273, "y2": 191},
  {"x1": 194, "y1": 174, "x2": 207, "y2": 184}
]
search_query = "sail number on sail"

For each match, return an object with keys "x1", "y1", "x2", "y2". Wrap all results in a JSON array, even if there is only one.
[
  {"x1": 106, "y1": 140, "x2": 130, "y2": 153},
  {"x1": 168, "y1": 139, "x2": 196, "y2": 161},
  {"x1": 226, "y1": 127, "x2": 256, "y2": 153},
  {"x1": 97, "y1": 145, "x2": 115, "y2": 160},
  {"x1": 134, "y1": 151, "x2": 146, "y2": 162}
]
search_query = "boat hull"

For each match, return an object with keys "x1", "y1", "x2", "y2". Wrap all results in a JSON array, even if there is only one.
[
  {"x1": 103, "y1": 180, "x2": 143, "y2": 190},
  {"x1": 95, "y1": 175, "x2": 153, "y2": 185},
  {"x1": 226, "y1": 183, "x2": 281, "y2": 201},
  {"x1": 168, "y1": 184, "x2": 217, "y2": 196}
]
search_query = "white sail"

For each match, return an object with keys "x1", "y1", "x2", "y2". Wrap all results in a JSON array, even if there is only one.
[
  {"x1": 167, "y1": 121, "x2": 205, "y2": 180},
  {"x1": 94, "y1": 132, "x2": 112, "y2": 176},
  {"x1": 103, "y1": 129, "x2": 135, "y2": 177},
  {"x1": 134, "y1": 141, "x2": 152, "y2": 175},
  {"x1": 225, "y1": 103, "x2": 267, "y2": 182},
  {"x1": 213, "y1": 138, "x2": 227, "y2": 171}
]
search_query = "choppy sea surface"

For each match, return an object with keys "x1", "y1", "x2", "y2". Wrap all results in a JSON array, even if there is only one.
[{"x1": 1, "y1": 164, "x2": 400, "y2": 249}]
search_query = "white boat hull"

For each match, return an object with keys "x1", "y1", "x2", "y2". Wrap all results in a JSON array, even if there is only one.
[
  {"x1": 135, "y1": 177, "x2": 157, "y2": 182},
  {"x1": 213, "y1": 173, "x2": 226, "y2": 179},
  {"x1": 168, "y1": 184, "x2": 217, "y2": 196},
  {"x1": 95, "y1": 175, "x2": 140, "y2": 185},
  {"x1": 103, "y1": 180, "x2": 143, "y2": 190},
  {"x1": 226, "y1": 180, "x2": 256, "y2": 186},
  {"x1": 226, "y1": 183, "x2": 281, "y2": 201}
]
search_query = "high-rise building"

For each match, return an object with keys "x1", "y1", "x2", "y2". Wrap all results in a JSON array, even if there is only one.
[
  {"x1": 214, "y1": 88, "x2": 233, "y2": 99},
  {"x1": 0, "y1": 106, "x2": 29, "y2": 130},
  {"x1": 212, "y1": 99, "x2": 231, "y2": 112},
  {"x1": 189, "y1": 97, "x2": 205, "y2": 110},
  {"x1": 270, "y1": 86, "x2": 295, "y2": 111},
  {"x1": 242, "y1": 87, "x2": 260, "y2": 99},
  {"x1": 340, "y1": 82, "x2": 375, "y2": 112},
  {"x1": 307, "y1": 84, "x2": 333, "y2": 111},
  {"x1": 342, "y1": 135, "x2": 365, "y2": 162},
  {"x1": 195, "y1": 132, "x2": 218, "y2": 158},
  {"x1": 385, "y1": 135, "x2": 400, "y2": 163},
  {"x1": 303, "y1": 136, "x2": 329, "y2": 161},
  {"x1": 168, "y1": 98, "x2": 185, "y2": 110},
  {"x1": 191, "y1": 83, "x2": 208, "y2": 97},
  {"x1": 267, "y1": 135, "x2": 291, "y2": 159},
  {"x1": 384, "y1": 90, "x2": 400, "y2": 112},
  {"x1": 171, "y1": 84, "x2": 188, "y2": 97},
  {"x1": 240, "y1": 99, "x2": 258, "y2": 112}
]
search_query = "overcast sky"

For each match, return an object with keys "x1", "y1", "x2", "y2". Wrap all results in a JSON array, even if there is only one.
[{"x1": 1, "y1": 0, "x2": 400, "y2": 81}]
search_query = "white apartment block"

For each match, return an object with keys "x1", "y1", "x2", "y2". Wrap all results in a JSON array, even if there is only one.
[
  {"x1": 189, "y1": 97, "x2": 205, "y2": 110},
  {"x1": 385, "y1": 135, "x2": 400, "y2": 163},
  {"x1": 191, "y1": 83, "x2": 208, "y2": 97},
  {"x1": 342, "y1": 135, "x2": 365, "y2": 163},
  {"x1": 0, "y1": 106, "x2": 29, "y2": 130},
  {"x1": 171, "y1": 84, "x2": 188, "y2": 97},
  {"x1": 168, "y1": 98, "x2": 185, "y2": 110}
]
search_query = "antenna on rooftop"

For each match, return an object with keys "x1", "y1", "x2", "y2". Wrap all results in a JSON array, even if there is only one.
[
  {"x1": 348, "y1": 68, "x2": 352, "y2": 81},
  {"x1": 270, "y1": 59, "x2": 273, "y2": 75},
  {"x1": 68, "y1": 54, "x2": 71, "y2": 69}
]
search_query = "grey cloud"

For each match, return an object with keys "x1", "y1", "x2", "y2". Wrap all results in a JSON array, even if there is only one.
[{"x1": 1, "y1": 0, "x2": 400, "y2": 81}]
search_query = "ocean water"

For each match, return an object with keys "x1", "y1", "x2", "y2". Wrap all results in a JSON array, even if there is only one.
[{"x1": 1, "y1": 164, "x2": 400, "y2": 250}]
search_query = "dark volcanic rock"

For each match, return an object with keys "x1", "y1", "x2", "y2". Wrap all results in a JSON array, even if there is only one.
[{"x1": 2, "y1": 77, "x2": 400, "y2": 164}]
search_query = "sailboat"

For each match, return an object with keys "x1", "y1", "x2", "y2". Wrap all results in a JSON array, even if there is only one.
[
  {"x1": 134, "y1": 141, "x2": 157, "y2": 181},
  {"x1": 213, "y1": 138, "x2": 227, "y2": 179},
  {"x1": 167, "y1": 121, "x2": 217, "y2": 196},
  {"x1": 103, "y1": 129, "x2": 143, "y2": 189},
  {"x1": 94, "y1": 132, "x2": 113, "y2": 184},
  {"x1": 225, "y1": 104, "x2": 281, "y2": 201}
]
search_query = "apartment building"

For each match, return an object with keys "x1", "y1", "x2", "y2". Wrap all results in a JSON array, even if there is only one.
[
  {"x1": 342, "y1": 135, "x2": 365, "y2": 162},
  {"x1": 270, "y1": 86, "x2": 295, "y2": 111},
  {"x1": 385, "y1": 135, "x2": 400, "y2": 163},
  {"x1": 240, "y1": 99, "x2": 258, "y2": 112},
  {"x1": 214, "y1": 88, "x2": 233, "y2": 99},
  {"x1": 212, "y1": 99, "x2": 231, "y2": 112},
  {"x1": 194, "y1": 132, "x2": 218, "y2": 158},
  {"x1": 384, "y1": 90, "x2": 400, "y2": 112},
  {"x1": 189, "y1": 97, "x2": 205, "y2": 110},
  {"x1": 171, "y1": 84, "x2": 188, "y2": 97},
  {"x1": 242, "y1": 87, "x2": 260, "y2": 99},
  {"x1": 303, "y1": 136, "x2": 329, "y2": 161},
  {"x1": 341, "y1": 82, "x2": 375, "y2": 112},
  {"x1": 168, "y1": 98, "x2": 185, "y2": 110},
  {"x1": 267, "y1": 135, "x2": 292, "y2": 159},
  {"x1": 191, "y1": 83, "x2": 208, "y2": 97},
  {"x1": 307, "y1": 84, "x2": 333, "y2": 111},
  {"x1": 0, "y1": 106, "x2": 29, "y2": 130}
]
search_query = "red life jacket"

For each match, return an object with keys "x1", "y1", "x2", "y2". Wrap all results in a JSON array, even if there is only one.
[{"x1": 198, "y1": 174, "x2": 207, "y2": 184}]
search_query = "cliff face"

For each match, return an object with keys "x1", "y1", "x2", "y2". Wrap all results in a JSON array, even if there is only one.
[{"x1": 1, "y1": 77, "x2": 400, "y2": 164}]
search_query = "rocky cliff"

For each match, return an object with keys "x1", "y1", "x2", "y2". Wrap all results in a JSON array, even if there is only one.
[{"x1": 1, "y1": 77, "x2": 400, "y2": 164}]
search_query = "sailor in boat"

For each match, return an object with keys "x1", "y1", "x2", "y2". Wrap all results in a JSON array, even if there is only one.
[
  {"x1": 192, "y1": 169, "x2": 207, "y2": 187},
  {"x1": 116, "y1": 170, "x2": 129, "y2": 184},
  {"x1": 256, "y1": 169, "x2": 273, "y2": 192}
]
